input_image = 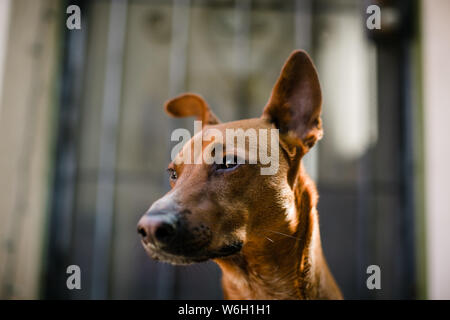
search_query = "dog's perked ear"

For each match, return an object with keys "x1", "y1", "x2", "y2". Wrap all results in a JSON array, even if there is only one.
[
  {"x1": 262, "y1": 50, "x2": 323, "y2": 150},
  {"x1": 165, "y1": 93, "x2": 221, "y2": 127}
]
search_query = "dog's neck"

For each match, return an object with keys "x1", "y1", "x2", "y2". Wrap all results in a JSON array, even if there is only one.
[{"x1": 215, "y1": 168, "x2": 341, "y2": 300}]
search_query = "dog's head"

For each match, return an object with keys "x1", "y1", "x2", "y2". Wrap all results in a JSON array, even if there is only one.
[{"x1": 137, "y1": 50, "x2": 323, "y2": 264}]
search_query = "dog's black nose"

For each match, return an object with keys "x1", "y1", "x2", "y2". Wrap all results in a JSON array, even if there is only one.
[{"x1": 137, "y1": 215, "x2": 176, "y2": 245}]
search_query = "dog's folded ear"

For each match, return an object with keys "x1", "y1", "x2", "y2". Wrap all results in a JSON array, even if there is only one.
[
  {"x1": 165, "y1": 93, "x2": 220, "y2": 127},
  {"x1": 262, "y1": 50, "x2": 323, "y2": 150}
]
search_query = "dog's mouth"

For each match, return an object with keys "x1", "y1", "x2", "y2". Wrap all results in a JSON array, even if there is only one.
[{"x1": 141, "y1": 240, "x2": 243, "y2": 265}]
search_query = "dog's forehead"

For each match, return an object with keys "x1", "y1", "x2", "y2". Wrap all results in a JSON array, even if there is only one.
[
  {"x1": 206, "y1": 118, "x2": 273, "y2": 132},
  {"x1": 173, "y1": 118, "x2": 274, "y2": 164},
  {"x1": 190, "y1": 118, "x2": 273, "y2": 146}
]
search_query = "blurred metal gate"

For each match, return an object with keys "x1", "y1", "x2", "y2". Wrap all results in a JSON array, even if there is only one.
[{"x1": 44, "y1": 0, "x2": 417, "y2": 299}]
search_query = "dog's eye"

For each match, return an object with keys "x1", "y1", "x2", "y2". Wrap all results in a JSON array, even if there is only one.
[
  {"x1": 167, "y1": 168, "x2": 177, "y2": 181},
  {"x1": 216, "y1": 155, "x2": 242, "y2": 172}
]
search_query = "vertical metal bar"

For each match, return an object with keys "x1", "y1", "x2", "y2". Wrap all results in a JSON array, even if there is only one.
[
  {"x1": 396, "y1": 2, "x2": 416, "y2": 300},
  {"x1": 294, "y1": 0, "x2": 318, "y2": 181},
  {"x1": 168, "y1": 0, "x2": 191, "y2": 98},
  {"x1": 156, "y1": 0, "x2": 191, "y2": 299},
  {"x1": 91, "y1": 0, "x2": 128, "y2": 300},
  {"x1": 53, "y1": 1, "x2": 87, "y2": 272},
  {"x1": 399, "y1": 37, "x2": 416, "y2": 299},
  {"x1": 233, "y1": 0, "x2": 251, "y2": 120},
  {"x1": 295, "y1": 0, "x2": 312, "y2": 51},
  {"x1": 44, "y1": 0, "x2": 87, "y2": 299},
  {"x1": 356, "y1": 151, "x2": 372, "y2": 299}
]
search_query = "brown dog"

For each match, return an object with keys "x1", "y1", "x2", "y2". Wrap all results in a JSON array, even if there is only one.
[{"x1": 137, "y1": 50, "x2": 343, "y2": 299}]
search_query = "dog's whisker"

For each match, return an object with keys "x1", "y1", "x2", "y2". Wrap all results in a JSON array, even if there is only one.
[
  {"x1": 265, "y1": 236, "x2": 274, "y2": 243},
  {"x1": 264, "y1": 229, "x2": 302, "y2": 241}
]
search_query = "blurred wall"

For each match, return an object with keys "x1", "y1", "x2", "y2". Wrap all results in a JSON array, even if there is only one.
[
  {"x1": 422, "y1": 0, "x2": 450, "y2": 300},
  {"x1": 0, "y1": 0, "x2": 447, "y2": 300},
  {"x1": 0, "y1": 0, "x2": 61, "y2": 299}
]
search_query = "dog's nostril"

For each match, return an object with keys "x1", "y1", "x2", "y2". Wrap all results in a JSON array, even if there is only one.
[
  {"x1": 154, "y1": 223, "x2": 175, "y2": 243},
  {"x1": 138, "y1": 214, "x2": 177, "y2": 245},
  {"x1": 137, "y1": 226, "x2": 147, "y2": 238}
]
